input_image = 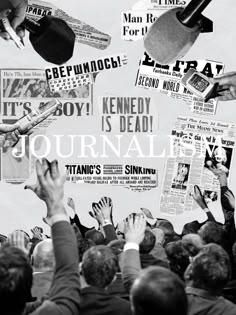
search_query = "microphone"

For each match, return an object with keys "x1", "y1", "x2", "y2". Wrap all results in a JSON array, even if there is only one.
[
  {"x1": 23, "y1": 16, "x2": 75, "y2": 65},
  {"x1": 144, "y1": 0, "x2": 213, "y2": 65}
]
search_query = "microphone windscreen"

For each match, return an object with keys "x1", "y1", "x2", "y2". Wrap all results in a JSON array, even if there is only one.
[{"x1": 144, "y1": 8, "x2": 201, "y2": 65}]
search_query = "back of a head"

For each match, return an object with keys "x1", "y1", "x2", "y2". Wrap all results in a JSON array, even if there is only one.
[
  {"x1": 0, "y1": 245, "x2": 33, "y2": 314},
  {"x1": 140, "y1": 228, "x2": 156, "y2": 254},
  {"x1": 156, "y1": 220, "x2": 174, "y2": 236},
  {"x1": 182, "y1": 221, "x2": 200, "y2": 236},
  {"x1": 85, "y1": 229, "x2": 105, "y2": 245},
  {"x1": 32, "y1": 239, "x2": 55, "y2": 272},
  {"x1": 165, "y1": 241, "x2": 190, "y2": 280},
  {"x1": 198, "y1": 222, "x2": 224, "y2": 245},
  {"x1": 191, "y1": 244, "x2": 231, "y2": 294},
  {"x1": 78, "y1": 238, "x2": 95, "y2": 262},
  {"x1": 82, "y1": 245, "x2": 118, "y2": 288},
  {"x1": 182, "y1": 233, "x2": 204, "y2": 257},
  {"x1": 131, "y1": 266, "x2": 187, "y2": 315}
]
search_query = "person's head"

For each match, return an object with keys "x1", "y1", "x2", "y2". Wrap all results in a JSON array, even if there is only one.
[
  {"x1": 0, "y1": 245, "x2": 33, "y2": 314},
  {"x1": 82, "y1": 245, "x2": 118, "y2": 288},
  {"x1": 151, "y1": 228, "x2": 164, "y2": 245},
  {"x1": 165, "y1": 241, "x2": 190, "y2": 280},
  {"x1": 186, "y1": 244, "x2": 231, "y2": 295},
  {"x1": 182, "y1": 234, "x2": 204, "y2": 257},
  {"x1": 39, "y1": 80, "x2": 46, "y2": 89},
  {"x1": 198, "y1": 222, "x2": 224, "y2": 245},
  {"x1": 131, "y1": 266, "x2": 187, "y2": 315},
  {"x1": 32, "y1": 239, "x2": 54, "y2": 272},
  {"x1": 156, "y1": 220, "x2": 174, "y2": 236},
  {"x1": 85, "y1": 229, "x2": 105, "y2": 245},
  {"x1": 77, "y1": 238, "x2": 95, "y2": 262},
  {"x1": 139, "y1": 228, "x2": 156, "y2": 254},
  {"x1": 182, "y1": 221, "x2": 200, "y2": 236}
]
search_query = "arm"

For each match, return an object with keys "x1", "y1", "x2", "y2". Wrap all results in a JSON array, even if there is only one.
[
  {"x1": 25, "y1": 159, "x2": 80, "y2": 315},
  {"x1": 120, "y1": 214, "x2": 146, "y2": 293},
  {"x1": 191, "y1": 185, "x2": 216, "y2": 222},
  {"x1": 103, "y1": 223, "x2": 118, "y2": 244},
  {"x1": 207, "y1": 166, "x2": 236, "y2": 246}
]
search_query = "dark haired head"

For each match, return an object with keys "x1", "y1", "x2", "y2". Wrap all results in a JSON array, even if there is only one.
[
  {"x1": 190, "y1": 244, "x2": 231, "y2": 294},
  {"x1": 198, "y1": 222, "x2": 224, "y2": 245},
  {"x1": 182, "y1": 221, "x2": 201, "y2": 236},
  {"x1": 131, "y1": 266, "x2": 187, "y2": 315},
  {"x1": 139, "y1": 228, "x2": 156, "y2": 254},
  {"x1": 165, "y1": 241, "x2": 190, "y2": 280},
  {"x1": 82, "y1": 245, "x2": 118, "y2": 288},
  {"x1": 85, "y1": 229, "x2": 105, "y2": 245},
  {"x1": 78, "y1": 238, "x2": 95, "y2": 262},
  {"x1": 0, "y1": 245, "x2": 33, "y2": 314}
]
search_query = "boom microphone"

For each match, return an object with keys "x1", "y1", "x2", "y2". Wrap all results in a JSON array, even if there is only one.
[{"x1": 144, "y1": 0, "x2": 213, "y2": 65}]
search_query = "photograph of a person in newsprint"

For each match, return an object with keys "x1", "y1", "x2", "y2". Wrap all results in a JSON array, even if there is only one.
[{"x1": 0, "y1": 0, "x2": 236, "y2": 315}]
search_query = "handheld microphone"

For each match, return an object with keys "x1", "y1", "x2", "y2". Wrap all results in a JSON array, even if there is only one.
[
  {"x1": 23, "y1": 16, "x2": 75, "y2": 65},
  {"x1": 144, "y1": 0, "x2": 213, "y2": 65}
]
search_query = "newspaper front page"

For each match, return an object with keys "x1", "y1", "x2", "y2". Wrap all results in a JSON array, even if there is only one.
[
  {"x1": 121, "y1": 0, "x2": 192, "y2": 41},
  {"x1": 160, "y1": 116, "x2": 236, "y2": 215},
  {"x1": 66, "y1": 163, "x2": 158, "y2": 192},
  {"x1": 135, "y1": 52, "x2": 225, "y2": 115},
  {"x1": 0, "y1": 69, "x2": 93, "y2": 184}
]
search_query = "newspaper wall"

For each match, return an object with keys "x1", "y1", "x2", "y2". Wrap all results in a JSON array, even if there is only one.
[
  {"x1": 122, "y1": 0, "x2": 191, "y2": 41},
  {"x1": 66, "y1": 163, "x2": 158, "y2": 192},
  {"x1": 135, "y1": 52, "x2": 225, "y2": 115},
  {"x1": 26, "y1": 0, "x2": 111, "y2": 50},
  {"x1": 160, "y1": 116, "x2": 236, "y2": 215},
  {"x1": 0, "y1": 69, "x2": 93, "y2": 184}
]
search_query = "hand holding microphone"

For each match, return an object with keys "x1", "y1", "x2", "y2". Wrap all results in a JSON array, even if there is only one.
[
  {"x1": 212, "y1": 72, "x2": 236, "y2": 101},
  {"x1": 0, "y1": 0, "x2": 27, "y2": 40}
]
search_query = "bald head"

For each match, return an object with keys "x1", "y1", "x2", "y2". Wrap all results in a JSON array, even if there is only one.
[
  {"x1": 131, "y1": 266, "x2": 187, "y2": 315},
  {"x1": 32, "y1": 239, "x2": 55, "y2": 272}
]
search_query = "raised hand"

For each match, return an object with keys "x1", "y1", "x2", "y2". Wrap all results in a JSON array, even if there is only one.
[
  {"x1": 25, "y1": 159, "x2": 67, "y2": 218},
  {"x1": 124, "y1": 213, "x2": 146, "y2": 245}
]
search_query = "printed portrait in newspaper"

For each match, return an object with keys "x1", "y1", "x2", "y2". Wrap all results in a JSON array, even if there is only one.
[
  {"x1": 171, "y1": 162, "x2": 190, "y2": 190},
  {"x1": 204, "y1": 145, "x2": 233, "y2": 176},
  {"x1": 203, "y1": 190, "x2": 218, "y2": 204}
]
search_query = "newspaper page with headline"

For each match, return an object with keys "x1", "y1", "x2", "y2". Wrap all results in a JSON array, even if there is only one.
[
  {"x1": 122, "y1": 0, "x2": 192, "y2": 41},
  {"x1": 160, "y1": 116, "x2": 236, "y2": 215},
  {"x1": 66, "y1": 164, "x2": 158, "y2": 192},
  {"x1": 0, "y1": 69, "x2": 93, "y2": 184},
  {"x1": 26, "y1": 0, "x2": 111, "y2": 50},
  {"x1": 135, "y1": 52, "x2": 225, "y2": 115}
]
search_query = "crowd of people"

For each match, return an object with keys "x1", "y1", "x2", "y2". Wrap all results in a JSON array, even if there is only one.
[{"x1": 0, "y1": 158, "x2": 235, "y2": 315}]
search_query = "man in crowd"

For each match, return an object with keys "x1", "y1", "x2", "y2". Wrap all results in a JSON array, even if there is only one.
[
  {"x1": 185, "y1": 244, "x2": 236, "y2": 315},
  {"x1": 80, "y1": 245, "x2": 132, "y2": 315},
  {"x1": 0, "y1": 158, "x2": 80, "y2": 315},
  {"x1": 120, "y1": 214, "x2": 188, "y2": 315}
]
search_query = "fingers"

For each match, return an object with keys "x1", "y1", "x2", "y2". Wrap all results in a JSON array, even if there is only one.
[
  {"x1": 0, "y1": 123, "x2": 19, "y2": 133},
  {"x1": 11, "y1": 0, "x2": 28, "y2": 30},
  {"x1": 0, "y1": 9, "x2": 12, "y2": 20},
  {"x1": 0, "y1": 30, "x2": 10, "y2": 40},
  {"x1": 89, "y1": 211, "x2": 95, "y2": 219},
  {"x1": 35, "y1": 160, "x2": 47, "y2": 187},
  {"x1": 50, "y1": 160, "x2": 59, "y2": 180},
  {"x1": 24, "y1": 183, "x2": 37, "y2": 192},
  {"x1": 15, "y1": 25, "x2": 25, "y2": 38},
  {"x1": 213, "y1": 72, "x2": 236, "y2": 85}
]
